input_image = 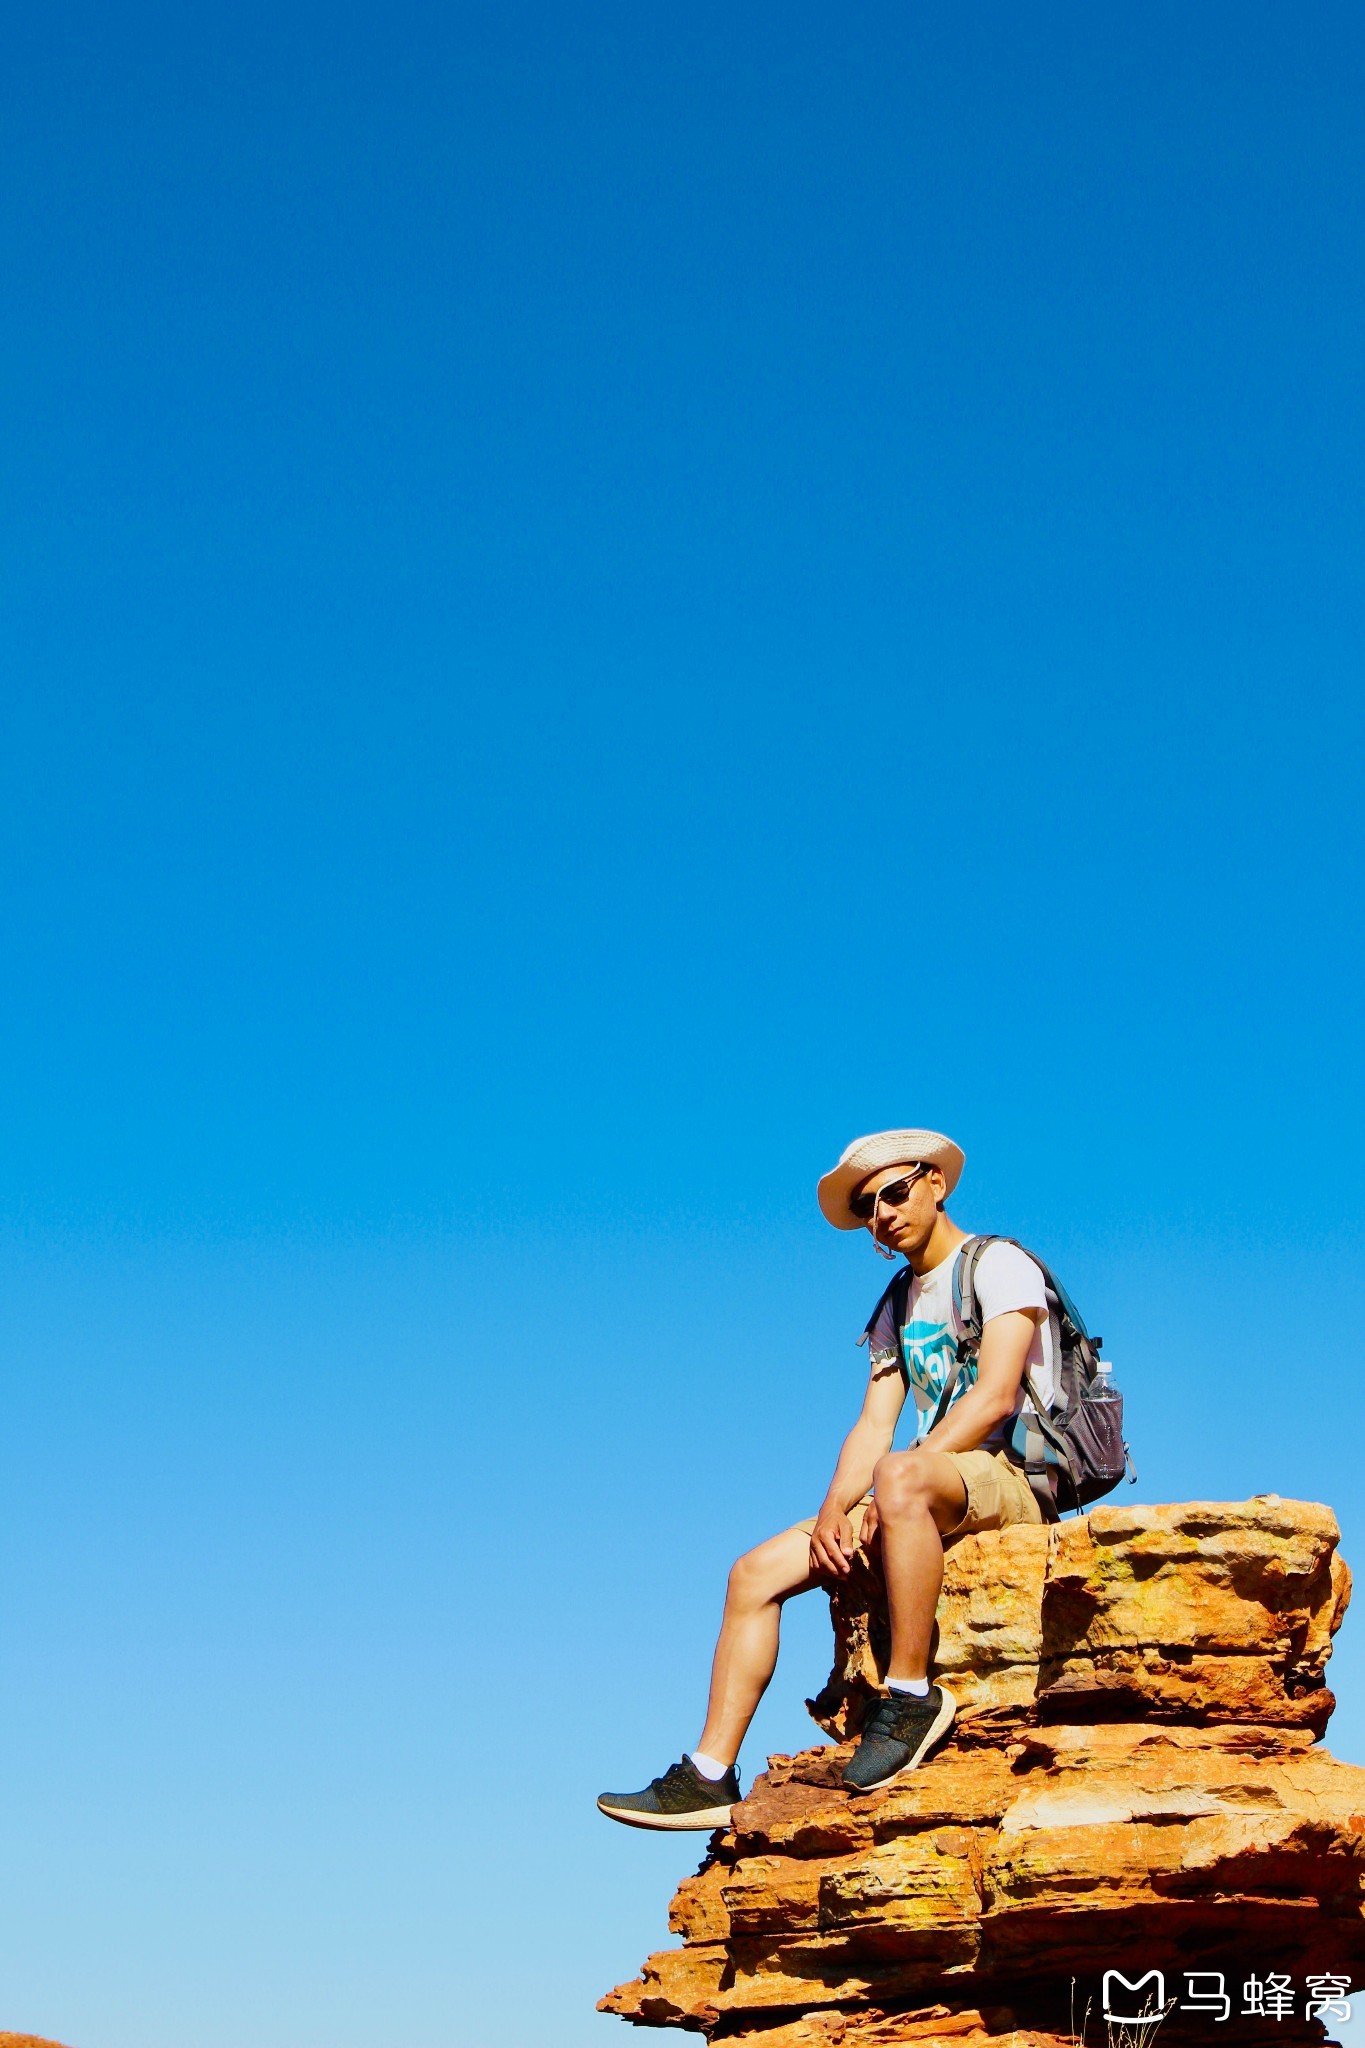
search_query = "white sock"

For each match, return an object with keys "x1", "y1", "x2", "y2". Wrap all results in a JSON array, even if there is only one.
[
  {"x1": 886, "y1": 1675, "x2": 930, "y2": 1697},
  {"x1": 688, "y1": 1750, "x2": 731, "y2": 1781}
]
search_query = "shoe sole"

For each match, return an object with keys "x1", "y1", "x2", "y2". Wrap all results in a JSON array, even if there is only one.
[
  {"x1": 844, "y1": 1686, "x2": 958, "y2": 1794},
  {"x1": 596, "y1": 1797, "x2": 736, "y2": 1831}
]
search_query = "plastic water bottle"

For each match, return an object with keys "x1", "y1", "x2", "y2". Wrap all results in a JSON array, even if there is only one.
[
  {"x1": 1077, "y1": 1358, "x2": 1135, "y2": 1487},
  {"x1": 1084, "y1": 1359, "x2": 1121, "y2": 1404}
]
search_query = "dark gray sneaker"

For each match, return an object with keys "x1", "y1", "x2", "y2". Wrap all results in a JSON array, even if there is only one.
[
  {"x1": 597, "y1": 1756, "x2": 741, "y2": 1831},
  {"x1": 842, "y1": 1685, "x2": 957, "y2": 1793}
]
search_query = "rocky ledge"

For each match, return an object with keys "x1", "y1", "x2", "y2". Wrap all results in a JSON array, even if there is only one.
[{"x1": 601, "y1": 1499, "x2": 1364, "y2": 2046}]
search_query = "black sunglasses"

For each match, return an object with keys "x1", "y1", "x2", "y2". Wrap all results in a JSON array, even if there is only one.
[{"x1": 847, "y1": 1164, "x2": 931, "y2": 1222}]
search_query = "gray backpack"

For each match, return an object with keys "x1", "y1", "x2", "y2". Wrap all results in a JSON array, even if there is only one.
[{"x1": 865, "y1": 1235, "x2": 1136, "y2": 1519}]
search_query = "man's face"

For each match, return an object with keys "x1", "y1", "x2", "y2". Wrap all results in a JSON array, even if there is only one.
[{"x1": 856, "y1": 1162, "x2": 944, "y2": 1255}]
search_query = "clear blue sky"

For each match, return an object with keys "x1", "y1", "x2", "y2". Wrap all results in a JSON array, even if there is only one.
[{"x1": 2, "y1": 6, "x2": 1363, "y2": 2046}]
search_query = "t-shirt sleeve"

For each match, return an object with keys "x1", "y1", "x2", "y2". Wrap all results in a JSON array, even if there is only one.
[{"x1": 974, "y1": 1241, "x2": 1048, "y2": 1323}]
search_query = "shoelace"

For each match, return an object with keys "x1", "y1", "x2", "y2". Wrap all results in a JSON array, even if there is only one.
[
  {"x1": 651, "y1": 1759, "x2": 734, "y2": 1808},
  {"x1": 867, "y1": 1691, "x2": 935, "y2": 1736},
  {"x1": 649, "y1": 1761, "x2": 708, "y2": 1810}
]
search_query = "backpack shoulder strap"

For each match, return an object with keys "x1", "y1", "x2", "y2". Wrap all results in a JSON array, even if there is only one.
[
  {"x1": 952, "y1": 1233, "x2": 999, "y2": 1353},
  {"x1": 923, "y1": 1237, "x2": 991, "y2": 1431},
  {"x1": 857, "y1": 1263, "x2": 914, "y2": 1348}
]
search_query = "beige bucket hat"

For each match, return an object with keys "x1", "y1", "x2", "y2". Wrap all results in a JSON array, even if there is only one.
[{"x1": 817, "y1": 1128, "x2": 965, "y2": 1230}]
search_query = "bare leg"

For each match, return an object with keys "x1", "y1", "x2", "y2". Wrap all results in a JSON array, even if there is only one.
[
  {"x1": 871, "y1": 1451, "x2": 968, "y2": 1679},
  {"x1": 694, "y1": 1525, "x2": 824, "y2": 1766}
]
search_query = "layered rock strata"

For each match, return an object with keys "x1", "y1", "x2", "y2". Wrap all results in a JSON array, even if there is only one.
[{"x1": 602, "y1": 1499, "x2": 1364, "y2": 2046}]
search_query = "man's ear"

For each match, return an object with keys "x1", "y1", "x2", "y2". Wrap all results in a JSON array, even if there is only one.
[{"x1": 927, "y1": 1165, "x2": 948, "y2": 1212}]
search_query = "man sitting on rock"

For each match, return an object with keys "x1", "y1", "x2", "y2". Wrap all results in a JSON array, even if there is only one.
[{"x1": 598, "y1": 1126, "x2": 1056, "y2": 1831}]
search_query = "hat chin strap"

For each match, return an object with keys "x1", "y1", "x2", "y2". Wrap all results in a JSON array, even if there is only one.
[{"x1": 869, "y1": 1190, "x2": 897, "y2": 1260}]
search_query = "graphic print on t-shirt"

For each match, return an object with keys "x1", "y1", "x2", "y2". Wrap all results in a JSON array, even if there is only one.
[{"x1": 901, "y1": 1318, "x2": 975, "y2": 1439}]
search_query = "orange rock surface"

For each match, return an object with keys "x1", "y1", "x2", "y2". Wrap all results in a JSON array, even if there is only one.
[
  {"x1": 602, "y1": 1499, "x2": 1364, "y2": 2046},
  {"x1": 810, "y1": 1498, "x2": 1349, "y2": 1741}
]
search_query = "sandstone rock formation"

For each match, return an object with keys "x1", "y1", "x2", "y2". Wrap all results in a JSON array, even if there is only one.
[{"x1": 602, "y1": 1499, "x2": 1364, "y2": 2046}]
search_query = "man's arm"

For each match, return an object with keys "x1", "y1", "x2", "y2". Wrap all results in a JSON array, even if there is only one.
[
  {"x1": 808, "y1": 1355, "x2": 907, "y2": 1578},
  {"x1": 856, "y1": 1308, "x2": 1042, "y2": 1549},
  {"x1": 910, "y1": 1306, "x2": 1041, "y2": 1457}
]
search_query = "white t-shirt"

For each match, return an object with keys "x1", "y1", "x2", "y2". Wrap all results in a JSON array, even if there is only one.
[{"x1": 866, "y1": 1237, "x2": 1054, "y2": 1452}]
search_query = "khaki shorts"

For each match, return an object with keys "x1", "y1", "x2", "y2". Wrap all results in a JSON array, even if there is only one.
[{"x1": 795, "y1": 1447, "x2": 1043, "y2": 1546}]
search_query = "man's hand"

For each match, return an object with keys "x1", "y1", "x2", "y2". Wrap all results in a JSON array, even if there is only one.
[
  {"x1": 809, "y1": 1508, "x2": 856, "y2": 1577},
  {"x1": 809, "y1": 1359, "x2": 906, "y2": 1577}
]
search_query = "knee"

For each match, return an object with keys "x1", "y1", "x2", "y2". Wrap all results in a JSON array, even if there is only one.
[
  {"x1": 726, "y1": 1546, "x2": 771, "y2": 1609},
  {"x1": 873, "y1": 1450, "x2": 934, "y2": 1521}
]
